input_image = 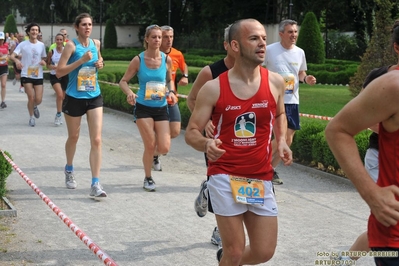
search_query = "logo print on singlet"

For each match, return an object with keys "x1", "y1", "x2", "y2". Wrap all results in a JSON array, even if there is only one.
[{"x1": 234, "y1": 112, "x2": 256, "y2": 138}]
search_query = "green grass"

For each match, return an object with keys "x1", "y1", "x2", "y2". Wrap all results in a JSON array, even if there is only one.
[
  {"x1": 299, "y1": 84, "x2": 353, "y2": 117},
  {"x1": 101, "y1": 60, "x2": 132, "y2": 73}
]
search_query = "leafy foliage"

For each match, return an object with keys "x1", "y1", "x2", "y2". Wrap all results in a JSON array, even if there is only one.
[
  {"x1": 349, "y1": 0, "x2": 396, "y2": 97},
  {"x1": 325, "y1": 31, "x2": 360, "y2": 61},
  {"x1": 104, "y1": 19, "x2": 117, "y2": 49},
  {"x1": 290, "y1": 120, "x2": 326, "y2": 162},
  {"x1": 0, "y1": 151, "x2": 13, "y2": 198},
  {"x1": 4, "y1": 14, "x2": 18, "y2": 35},
  {"x1": 296, "y1": 12, "x2": 325, "y2": 64}
]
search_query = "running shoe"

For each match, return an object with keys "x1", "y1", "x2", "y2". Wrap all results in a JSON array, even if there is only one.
[
  {"x1": 54, "y1": 114, "x2": 62, "y2": 126},
  {"x1": 19, "y1": 87, "x2": 24, "y2": 93},
  {"x1": 0, "y1": 102, "x2": 7, "y2": 108},
  {"x1": 90, "y1": 182, "x2": 107, "y2": 197},
  {"x1": 194, "y1": 180, "x2": 208, "y2": 217},
  {"x1": 65, "y1": 171, "x2": 77, "y2": 189},
  {"x1": 33, "y1": 106, "x2": 40, "y2": 118},
  {"x1": 152, "y1": 156, "x2": 162, "y2": 171},
  {"x1": 216, "y1": 247, "x2": 223, "y2": 262},
  {"x1": 12, "y1": 78, "x2": 16, "y2": 85},
  {"x1": 29, "y1": 118, "x2": 35, "y2": 127},
  {"x1": 143, "y1": 177, "x2": 156, "y2": 192},
  {"x1": 211, "y1": 227, "x2": 222, "y2": 247},
  {"x1": 272, "y1": 170, "x2": 283, "y2": 185}
]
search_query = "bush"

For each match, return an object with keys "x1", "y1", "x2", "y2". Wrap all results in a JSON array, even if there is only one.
[
  {"x1": 178, "y1": 98, "x2": 190, "y2": 130},
  {"x1": 290, "y1": 119, "x2": 371, "y2": 173},
  {"x1": 291, "y1": 120, "x2": 326, "y2": 163},
  {"x1": 104, "y1": 19, "x2": 118, "y2": 49},
  {"x1": 297, "y1": 12, "x2": 325, "y2": 64},
  {"x1": 307, "y1": 60, "x2": 359, "y2": 84},
  {"x1": 325, "y1": 31, "x2": 360, "y2": 61},
  {"x1": 0, "y1": 151, "x2": 13, "y2": 198},
  {"x1": 101, "y1": 82, "x2": 135, "y2": 113},
  {"x1": 4, "y1": 15, "x2": 18, "y2": 36}
]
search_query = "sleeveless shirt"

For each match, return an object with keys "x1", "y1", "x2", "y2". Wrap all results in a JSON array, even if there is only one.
[
  {"x1": 207, "y1": 67, "x2": 276, "y2": 180},
  {"x1": 66, "y1": 38, "x2": 100, "y2": 99},
  {"x1": 136, "y1": 52, "x2": 168, "y2": 107},
  {"x1": 210, "y1": 59, "x2": 229, "y2": 79},
  {"x1": 368, "y1": 123, "x2": 399, "y2": 248}
]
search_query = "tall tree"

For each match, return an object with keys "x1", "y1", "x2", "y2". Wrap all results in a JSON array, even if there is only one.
[
  {"x1": 4, "y1": 14, "x2": 18, "y2": 35},
  {"x1": 349, "y1": 0, "x2": 395, "y2": 97},
  {"x1": 0, "y1": 1, "x2": 15, "y2": 24},
  {"x1": 296, "y1": 12, "x2": 325, "y2": 64},
  {"x1": 104, "y1": 19, "x2": 117, "y2": 49},
  {"x1": 13, "y1": 0, "x2": 96, "y2": 23}
]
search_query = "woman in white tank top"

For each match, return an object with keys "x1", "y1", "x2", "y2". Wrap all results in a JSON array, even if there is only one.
[{"x1": 46, "y1": 33, "x2": 67, "y2": 126}]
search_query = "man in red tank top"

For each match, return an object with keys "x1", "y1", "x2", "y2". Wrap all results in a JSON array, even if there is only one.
[
  {"x1": 326, "y1": 63, "x2": 399, "y2": 264},
  {"x1": 186, "y1": 19, "x2": 292, "y2": 265}
]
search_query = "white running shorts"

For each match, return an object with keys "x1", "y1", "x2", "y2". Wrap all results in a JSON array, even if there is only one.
[{"x1": 207, "y1": 173, "x2": 278, "y2": 217}]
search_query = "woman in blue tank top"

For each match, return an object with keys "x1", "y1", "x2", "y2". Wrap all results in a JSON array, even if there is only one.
[
  {"x1": 119, "y1": 24, "x2": 177, "y2": 192},
  {"x1": 56, "y1": 13, "x2": 107, "y2": 198}
]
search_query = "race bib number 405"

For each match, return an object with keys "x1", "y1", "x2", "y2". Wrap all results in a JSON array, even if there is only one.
[{"x1": 230, "y1": 176, "x2": 265, "y2": 205}]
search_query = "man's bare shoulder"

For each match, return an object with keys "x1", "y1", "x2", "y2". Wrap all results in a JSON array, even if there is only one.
[
  {"x1": 197, "y1": 65, "x2": 213, "y2": 80},
  {"x1": 202, "y1": 77, "x2": 220, "y2": 91}
]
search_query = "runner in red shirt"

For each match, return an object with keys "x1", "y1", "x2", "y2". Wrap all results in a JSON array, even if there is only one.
[{"x1": 186, "y1": 19, "x2": 292, "y2": 265}]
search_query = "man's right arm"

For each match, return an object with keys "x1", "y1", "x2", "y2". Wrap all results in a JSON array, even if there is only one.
[
  {"x1": 185, "y1": 79, "x2": 225, "y2": 161},
  {"x1": 10, "y1": 44, "x2": 21, "y2": 67},
  {"x1": 187, "y1": 66, "x2": 212, "y2": 112}
]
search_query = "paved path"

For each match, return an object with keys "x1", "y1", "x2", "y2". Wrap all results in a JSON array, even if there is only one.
[{"x1": 0, "y1": 80, "x2": 375, "y2": 265}]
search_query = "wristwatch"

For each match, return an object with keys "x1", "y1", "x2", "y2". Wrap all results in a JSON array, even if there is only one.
[{"x1": 183, "y1": 74, "x2": 189, "y2": 78}]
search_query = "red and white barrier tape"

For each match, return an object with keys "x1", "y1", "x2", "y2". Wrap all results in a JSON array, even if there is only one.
[
  {"x1": 0, "y1": 150, "x2": 118, "y2": 266},
  {"x1": 299, "y1": 113, "x2": 333, "y2": 121}
]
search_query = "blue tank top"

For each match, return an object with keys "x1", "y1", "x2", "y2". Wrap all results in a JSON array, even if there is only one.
[
  {"x1": 66, "y1": 38, "x2": 100, "y2": 99},
  {"x1": 136, "y1": 52, "x2": 168, "y2": 107}
]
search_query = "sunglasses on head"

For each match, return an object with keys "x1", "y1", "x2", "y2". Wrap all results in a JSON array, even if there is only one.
[{"x1": 146, "y1": 24, "x2": 160, "y2": 31}]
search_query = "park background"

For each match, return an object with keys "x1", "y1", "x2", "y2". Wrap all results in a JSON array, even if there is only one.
[{"x1": 1, "y1": 0, "x2": 399, "y2": 177}]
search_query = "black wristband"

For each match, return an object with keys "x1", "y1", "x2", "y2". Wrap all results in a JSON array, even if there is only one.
[
  {"x1": 303, "y1": 75, "x2": 308, "y2": 84},
  {"x1": 169, "y1": 90, "x2": 176, "y2": 95}
]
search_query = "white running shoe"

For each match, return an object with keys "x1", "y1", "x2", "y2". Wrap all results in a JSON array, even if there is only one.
[
  {"x1": 152, "y1": 156, "x2": 162, "y2": 171},
  {"x1": 143, "y1": 177, "x2": 156, "y2": 192},
  {"x1": 29, "y1": 118, "x2": 35, "y2": 127},
  {"x1": 54, "y1": 114, "x2": 62, "y2": 126},
  {"x1": 90, "y1": 182, "x2": 107, "y2": 197}
]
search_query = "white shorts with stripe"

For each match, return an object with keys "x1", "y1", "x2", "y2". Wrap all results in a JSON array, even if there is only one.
[{"x1": 207, "y1": 173, "x2": 278, "y2": 217}]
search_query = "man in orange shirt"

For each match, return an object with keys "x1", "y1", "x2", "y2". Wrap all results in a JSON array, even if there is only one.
[{"x1": 153, "y1": 25, "x2": 188, "y2": 171}]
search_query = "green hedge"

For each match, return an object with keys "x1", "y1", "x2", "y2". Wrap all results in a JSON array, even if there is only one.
[
  {"x1": 291, "y1": 118, "x2": 370, "y2": 175},
  {"x1": 308, "y1": 60, "x2": 359, "y2": 85},
  {"x1": 0, "y1": 151, "x2": 13, "y2": 198}
]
